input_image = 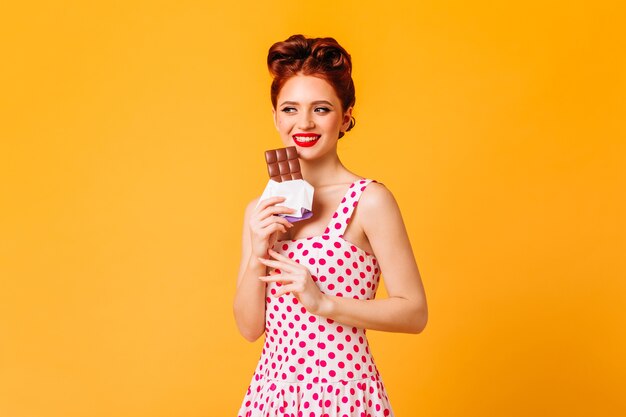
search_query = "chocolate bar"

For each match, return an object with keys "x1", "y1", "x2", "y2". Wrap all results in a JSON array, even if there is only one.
[{"x1": 264, "y1": 146, "x2": 303, "y2": 182}]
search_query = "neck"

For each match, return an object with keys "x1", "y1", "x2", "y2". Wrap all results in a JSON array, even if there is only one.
[{"x1": 299, "y1": 149, "x2": 348, "y2": 188}]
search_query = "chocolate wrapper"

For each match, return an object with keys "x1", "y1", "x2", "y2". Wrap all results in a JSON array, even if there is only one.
[{"x1": 256, "y1": 179, "x2": 314, "y2": 222}]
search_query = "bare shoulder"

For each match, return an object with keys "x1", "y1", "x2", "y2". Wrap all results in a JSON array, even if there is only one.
[
  {"x1": 359, "y1": 181, "x2": 399, "y2": 215},
  {"x1": 354, "y1": 180, "x2": 406, "y2": 250}
]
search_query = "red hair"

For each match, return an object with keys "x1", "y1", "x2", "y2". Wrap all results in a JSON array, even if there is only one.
[{"x1": 267, "y1": 34, "x2": 356, "y2": 138}]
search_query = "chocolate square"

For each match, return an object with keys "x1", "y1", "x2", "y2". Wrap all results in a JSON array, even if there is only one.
[{"x1": 264, "y1": 146, "x2": 303, "y2": 182}]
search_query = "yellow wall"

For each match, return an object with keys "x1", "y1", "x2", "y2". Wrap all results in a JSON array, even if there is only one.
[{"x1": 1, "y1": 1, "x2": 624, "y2": 416}]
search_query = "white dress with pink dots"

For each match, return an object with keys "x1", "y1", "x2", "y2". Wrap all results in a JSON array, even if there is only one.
[{"x1": 238, "y1": 178, "x2": 394, "y2": 417}]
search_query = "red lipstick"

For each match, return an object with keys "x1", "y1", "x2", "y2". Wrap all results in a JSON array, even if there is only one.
[{"x1": 292, "y1": 134, "x2": 321, "y2": 148}]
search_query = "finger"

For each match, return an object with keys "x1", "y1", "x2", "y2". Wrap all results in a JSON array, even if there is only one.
[
  {"x1": 257, "y1": 256, "x2": 288, "y2": 270},
  {"x1": 263, "y1": 223, "x2": 288, "y2": 236},
  {"x1": 256, "y1": 196, "x2": 287, "y2": 211},
  {"x1": 273, "y1": 285, "x2": 294, "y2": 297},
  {"x1": 255, "y1": 223, "x2": 287, "y2": 240},
  {"x1": 259, "y1": 205, "x2": 297, "y2": 220},
  {"x1": 268, "y1": 248, "x2": 300, "y2": 265},
  {"x1": 259, "y1": 215, "x2": 293, "y2": 230},
  {"x1": 257, "y1": 257, "x2": 296, "y2": 273},
  {"x1": 258, "y1": 274, "x2": 292, "y2": 283}
]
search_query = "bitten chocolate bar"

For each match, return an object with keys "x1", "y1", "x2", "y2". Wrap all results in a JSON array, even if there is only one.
[{"x1": 264, "y1": 146, "x2": 303, "y2": 182}]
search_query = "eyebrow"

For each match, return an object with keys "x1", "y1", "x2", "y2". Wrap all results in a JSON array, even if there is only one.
[{"x1": 279, "y1": 100, "x2": 335, "y2": 107}]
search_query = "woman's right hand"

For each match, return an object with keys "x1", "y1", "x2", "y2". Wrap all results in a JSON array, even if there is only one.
[{"x1": 249, "y1": 196, "x2": 295, "y2": 259}]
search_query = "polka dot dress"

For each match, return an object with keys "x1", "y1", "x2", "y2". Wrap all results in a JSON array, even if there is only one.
[{"x1": 237, "y1": 179, "x2": 395, "y2": 417}]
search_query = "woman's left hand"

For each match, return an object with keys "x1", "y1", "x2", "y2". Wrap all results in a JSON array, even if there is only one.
[{"x1": 258, "y1": 249, "x2": 328, "y2": 315}]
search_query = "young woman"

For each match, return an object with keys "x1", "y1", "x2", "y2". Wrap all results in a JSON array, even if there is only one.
[{"x1": 234, "y1": 34, "x2": 428, "y2": 417}]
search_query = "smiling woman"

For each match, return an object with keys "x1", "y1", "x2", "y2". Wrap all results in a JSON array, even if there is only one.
[
  {"x1": 273, "y1": 74, "x2": 351, "y2": 157},
  {"x1": 233, "y1": 34, "x2": 428, "y2": 417},
  {"x1": 279, "y1": 99, "x2": 337, "y2": 148},
  {"x1": 267, "y1": 35, "x2": 356, "y2": 141}
]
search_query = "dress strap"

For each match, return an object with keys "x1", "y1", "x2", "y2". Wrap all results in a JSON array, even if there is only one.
[{"x1": 324, "y1": 178, "x2": 376, "y2": 237}]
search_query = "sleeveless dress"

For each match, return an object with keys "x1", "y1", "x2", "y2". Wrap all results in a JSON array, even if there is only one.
[{"x1": 237, "y1": 178, "x2": 395, "y2": 417}]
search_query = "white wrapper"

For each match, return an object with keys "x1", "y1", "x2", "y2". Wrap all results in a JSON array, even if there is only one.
[{"x1": 255, "y1": 179, "x2": 314, "y2": 222}]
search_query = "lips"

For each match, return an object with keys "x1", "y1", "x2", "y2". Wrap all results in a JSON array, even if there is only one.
[{"x1": 292, "y1": 134, "x2": 321, "y2": 148}]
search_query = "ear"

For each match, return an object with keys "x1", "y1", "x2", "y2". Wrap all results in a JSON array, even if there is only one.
[{"x1": 341, "y1": 106, "x2": 353, "y2": 132}]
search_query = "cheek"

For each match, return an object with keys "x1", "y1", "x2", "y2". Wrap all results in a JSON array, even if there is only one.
[
  {"x1": 325, "y1": 116, "x2": 342, "y2": 129},
  {"x1": 276, "y1": 118, "x2": 289, "y2": 130}
]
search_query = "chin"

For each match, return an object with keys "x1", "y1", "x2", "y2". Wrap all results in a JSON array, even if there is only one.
[{"x1": 296, "y1": 147, "x2": 334, "y2": 162}]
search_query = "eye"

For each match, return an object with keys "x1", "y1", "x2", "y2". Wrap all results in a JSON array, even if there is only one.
[
  {"x1": 281, "y1": 107, "x2": 296, "y2": 113},
  {"x1": 315, "y1": 107, "x2": 330, "y2": 113}
]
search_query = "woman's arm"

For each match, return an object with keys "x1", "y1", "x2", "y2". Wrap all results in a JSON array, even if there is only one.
[
  {"x1": 318, "y1": 182, "x2": 428, "y2": 333},
  {"x1": 233, "y1": 196, "x2": 295, "y2": 342},
  {"x1": 233, "y1": 198, "x2": 267, "y2": 342}
]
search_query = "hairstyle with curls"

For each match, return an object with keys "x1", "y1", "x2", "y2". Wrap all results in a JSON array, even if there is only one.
[{"x1": 267, "y1": 34, "x2": 356, "y2": 139}]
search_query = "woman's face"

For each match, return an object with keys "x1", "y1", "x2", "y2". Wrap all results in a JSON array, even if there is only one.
[{"x1": 272, "y1": 74, "x2": 352, "y2": 161}]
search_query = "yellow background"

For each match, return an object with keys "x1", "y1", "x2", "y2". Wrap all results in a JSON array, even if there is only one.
[{"x1": 1, "y1": 1, "x2": 624, "y2": 416}]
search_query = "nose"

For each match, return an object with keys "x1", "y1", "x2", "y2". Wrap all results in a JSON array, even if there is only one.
[{"x1": 298, "y1": 112, "x2": 315, "y2": 129}]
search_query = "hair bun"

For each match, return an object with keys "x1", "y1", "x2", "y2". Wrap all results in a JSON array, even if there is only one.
[
  {"x1": 268, "y1": 35, "x2": 352, "y2": 77},
  {"x1": 311, "y1": 41, "x2": 351, "y2": 72},
  {"x1": 267, "y1": 34, "x2": 311, "y2": 78}
]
